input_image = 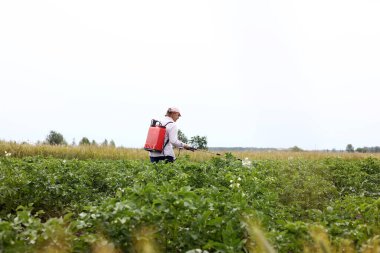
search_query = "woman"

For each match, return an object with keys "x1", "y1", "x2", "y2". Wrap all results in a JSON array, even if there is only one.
[{"x1": 149, "y1": 107, "x2": 195, "y2": 163}]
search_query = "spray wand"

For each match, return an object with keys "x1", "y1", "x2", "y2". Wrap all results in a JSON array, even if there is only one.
[
  {"x1": 177, "y1": 147, "x2": 220, "y2": 157},
  {"x1": 192, "y1": 148, "x2": 221, "y2": 156},
  {"x1": 182, "y1": 147, "x2": 243, "y2": 161}
]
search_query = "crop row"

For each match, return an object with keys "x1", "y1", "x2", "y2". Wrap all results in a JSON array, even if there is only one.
[{"x1": 1, "y1": 155, "x2": 380, "y2": 252}]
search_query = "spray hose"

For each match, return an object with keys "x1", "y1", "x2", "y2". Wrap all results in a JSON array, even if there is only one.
[{"x1": 177, "y1": 147, "x2": 220, "y2": 157}]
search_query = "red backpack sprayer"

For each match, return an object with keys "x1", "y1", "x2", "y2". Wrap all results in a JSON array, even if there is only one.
[
  {"x1": 144, "y1": 118, "x2": 197, "y2": 154},
  {"x1": 144, "y1": 119, "x2": 173, "y2": 152}
]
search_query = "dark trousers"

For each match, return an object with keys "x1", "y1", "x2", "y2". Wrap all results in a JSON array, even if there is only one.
[{"x1": 150, "y1": 156, "x2": 174, "y2": 163}]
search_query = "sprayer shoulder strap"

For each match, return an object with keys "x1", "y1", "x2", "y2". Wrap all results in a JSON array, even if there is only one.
[
  {"x1": 163, "y1": 122, "x2": 173, "y2": 127},
  {"x1": 163, "y1": 122, "x2": 173, "y2": 150}
]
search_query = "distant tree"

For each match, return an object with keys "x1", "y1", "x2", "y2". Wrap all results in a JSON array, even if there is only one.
[
  {"x1": 346, "y1": 144, "x2": 354, "y2": 153},
  {"x1": 45, "y1": 130, "x2": 66, "y2": 145},
  {"x1": 189, "y1": 135, "x2": 208, "y2": 150},
  {"x1": 79, "y1": 137, "x2": 90, "y2": 145},
  {"x1": 109, "y1": 140, "x2": 116, "y2": 147},
  {"x1": 356, "y1": 147, "x2": 367, "y2": 153},
  {"x1": 290, "y1": 146, "x2": 303, "y2": 152},
  {"x1": 178, "y1": 129, "x2": 188, "y2": 144},
  {"x1": 356, "y1": 146, "x2": 380, "y2": 153},
  {"x1": 101, "y1": 139, "x2": 108, "y2": 147},
  {"x1": 91, "y1": 140, "x2": 97, "y2": 146},
  {"x1": 71, "y1": 138, "x2": 76, "y2": 146}
]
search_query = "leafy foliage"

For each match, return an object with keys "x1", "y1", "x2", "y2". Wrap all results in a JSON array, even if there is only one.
[
  {"x1": 79, "y1": 137, "x2": 90, "y2": 145},
  {"x1": 45, "y1": 130, "x2": 66, "y2": 145},
  {"x1": 356, "y1": 146, "x2": 380, "y2": 153},
  {"x1": 346, "y1": 144, "x2": 355, "y2": 153},
  {"x1": 289, "y1": 146, "x2": 303, "y2": 152},
  {"x1": 178, "y1": 129, "x2": 188, "y2": 144},
  {"x1": 1, "y1": 156, "x2": 380, "y2": 252},
  {"x1": 190, "y1": 135, "x2": 208, "y2": 150}
]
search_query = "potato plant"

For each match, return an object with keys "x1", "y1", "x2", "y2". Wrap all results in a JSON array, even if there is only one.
[{"x1": 1, "y1": 155, "x2": 380, "y2": 252}]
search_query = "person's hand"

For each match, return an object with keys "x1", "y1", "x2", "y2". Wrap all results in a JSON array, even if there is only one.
[{"x1": 184, "y1": 145, "x2": 197, "y2": 152}]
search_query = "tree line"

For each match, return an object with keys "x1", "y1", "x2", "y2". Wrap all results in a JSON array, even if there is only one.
[
  {"x1": 346, "y1": 144, "x2": 380, "y2": 153},
  {"x1": 45, "y1": 131, "x2": 116, "y2": 147}
]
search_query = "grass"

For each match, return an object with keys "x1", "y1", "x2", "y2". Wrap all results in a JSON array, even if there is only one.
[
  {"x1": 0, "y1": 141, "x2": 145, "y2": 160},
  {"x1": 1, "y1": 141, "x2": 380, "y2": 162}
]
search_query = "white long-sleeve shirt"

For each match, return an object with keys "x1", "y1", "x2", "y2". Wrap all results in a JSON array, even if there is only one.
[{"x1": 149, "y1": 116, "x2": 185, "y2": 159}]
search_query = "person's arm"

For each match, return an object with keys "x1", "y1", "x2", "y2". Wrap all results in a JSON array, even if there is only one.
[{"x1": 168, "y1": 125, "x2": 195, "y2": 151}]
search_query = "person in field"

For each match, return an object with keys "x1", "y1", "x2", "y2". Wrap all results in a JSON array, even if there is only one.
[{"x1": 149, "y1": 107, "x2": 195, "y2": 163}]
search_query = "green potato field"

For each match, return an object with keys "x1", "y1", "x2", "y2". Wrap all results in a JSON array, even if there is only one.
[{"x1": 1, "y1": 151, "x2": 380, "y2": 252}]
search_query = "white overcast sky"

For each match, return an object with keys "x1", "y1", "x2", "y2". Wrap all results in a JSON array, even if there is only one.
[{"x1": 1, "y1": 0, "x2": 379, "y2": 150}]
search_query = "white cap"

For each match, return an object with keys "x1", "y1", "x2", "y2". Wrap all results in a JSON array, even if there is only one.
[{"x1": 168, "y1": 107, "x2": 181, "y2": 116}]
